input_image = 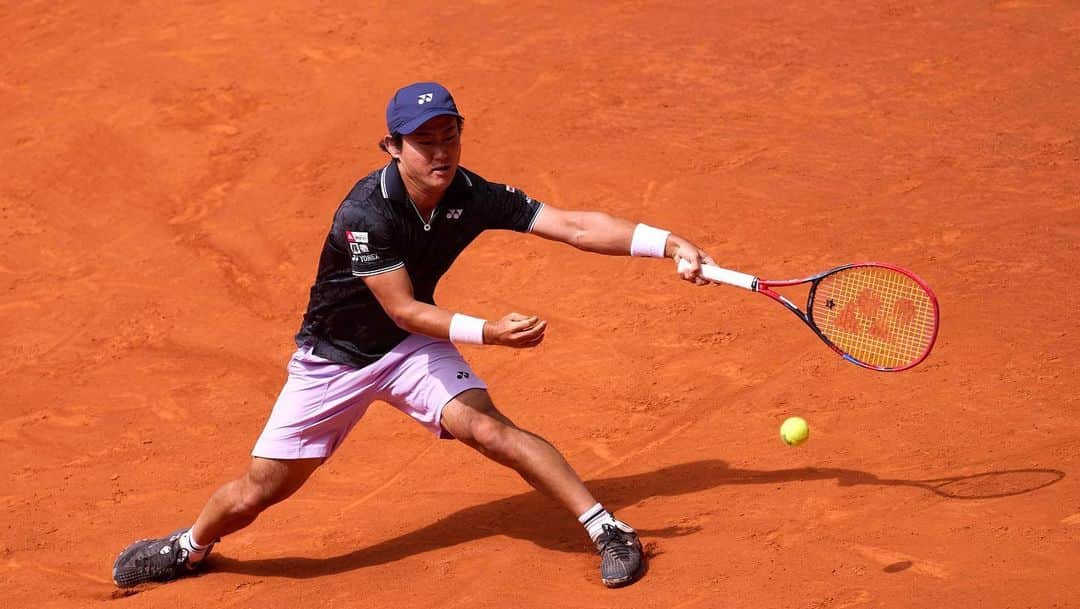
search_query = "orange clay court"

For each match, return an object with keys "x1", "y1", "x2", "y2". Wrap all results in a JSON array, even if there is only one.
[{"x1": 2, "y1": 1, "x2": 1079, "y2": 608}]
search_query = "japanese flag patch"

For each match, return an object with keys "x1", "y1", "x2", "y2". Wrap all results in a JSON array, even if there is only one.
[{"x1": 346, "y1": 231, "x2": 371, "y2": 254}]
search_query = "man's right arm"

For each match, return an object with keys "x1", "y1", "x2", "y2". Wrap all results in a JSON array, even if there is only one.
[
  {"x1": 528, "y1": 204, "x2": 715, "y2": 285},
  {"x1": 361, "y1": 268, "x2": 547, "y2": 348}
]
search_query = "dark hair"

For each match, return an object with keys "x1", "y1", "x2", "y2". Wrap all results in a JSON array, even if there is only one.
[
  {"x1": 378, "y1": 117, "x2": 465, "y2": 155},
  {"x1": 378, "y1": 133, "x2": 402, "y2": 154}
]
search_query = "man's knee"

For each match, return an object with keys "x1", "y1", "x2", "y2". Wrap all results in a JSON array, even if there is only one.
[
  {"x1": 468, "y1": 414, "x2": 518, "y2": 460},
  {"x1": 234, "y1": 479, "x2": 276, "y2": 517},
  {"x1": 234, "y1": 458, "x2": 320, "y2": 516}
]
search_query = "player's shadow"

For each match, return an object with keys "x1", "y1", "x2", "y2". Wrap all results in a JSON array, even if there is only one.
[{"x1": 211, "y1": 460, "x2": 1063, "y2": 579}]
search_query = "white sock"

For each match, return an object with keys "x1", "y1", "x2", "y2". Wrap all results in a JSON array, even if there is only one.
[
  {"x1": 178, "y1": 529, "x2": 211, "y2": 563},
  {"x1": 578, "y1": 503, "x2": 632, "y2": 543}
]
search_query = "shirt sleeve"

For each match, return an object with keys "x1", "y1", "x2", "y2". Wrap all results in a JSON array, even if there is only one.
[
  {"x1": 332, "y1": 199, "x2": 405, "y2": 277},
  {"x1": 474, "y1": 179, "x2": 545, "y2": 233}
]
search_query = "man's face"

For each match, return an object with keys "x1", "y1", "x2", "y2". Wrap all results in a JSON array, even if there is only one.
[{"x1": 397, "y1": 115, "x2": 462, "y2": 194}]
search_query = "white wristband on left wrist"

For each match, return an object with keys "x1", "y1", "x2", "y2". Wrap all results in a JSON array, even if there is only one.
[{"x1": 449, "y1": 313, "x2": 487, "y2": 345}]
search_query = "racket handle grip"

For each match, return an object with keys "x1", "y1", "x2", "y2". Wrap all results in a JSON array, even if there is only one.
[{"x1": 677, "y1": 259, "x2": 757, "y2": 290}]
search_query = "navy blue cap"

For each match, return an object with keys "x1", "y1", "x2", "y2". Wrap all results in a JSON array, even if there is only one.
[{"x1": 386, "y1": 82, "x2": 463, "y2": 136}]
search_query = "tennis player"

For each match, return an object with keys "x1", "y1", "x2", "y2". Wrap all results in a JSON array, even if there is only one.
[{"x1": 112, "y1": 82, "x2": 714, "y2": 589}]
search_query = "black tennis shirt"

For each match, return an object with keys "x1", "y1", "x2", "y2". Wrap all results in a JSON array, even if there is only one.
[{"x1": 295, "y1": 161, "x2": 544, "y2": 368}]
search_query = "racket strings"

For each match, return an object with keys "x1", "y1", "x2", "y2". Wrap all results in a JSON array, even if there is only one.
[{"x1": 810, "y1": 267, "x2": 937, "y2": 369}]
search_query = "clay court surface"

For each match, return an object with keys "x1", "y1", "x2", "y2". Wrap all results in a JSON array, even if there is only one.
[{"x1": 3, "y1": 1, "x2": 1079, "y2": 607}]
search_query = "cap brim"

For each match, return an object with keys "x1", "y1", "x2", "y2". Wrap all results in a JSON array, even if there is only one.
[{"x1": 396, "y1": 110, "x2": 463, "y2": 135}]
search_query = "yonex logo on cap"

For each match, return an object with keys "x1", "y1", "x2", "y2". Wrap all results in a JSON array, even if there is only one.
[{"x1": 387, "y1": 82, "x2": 462, "y2": 135}]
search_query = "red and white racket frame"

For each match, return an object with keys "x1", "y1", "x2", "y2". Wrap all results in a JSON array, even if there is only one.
[{"x1": 678, "y1": 260, "x2": 940, "y2": 372}]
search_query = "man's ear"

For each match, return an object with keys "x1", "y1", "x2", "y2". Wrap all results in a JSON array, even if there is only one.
[{"x1": 381, "y1": 135, "x2": 402, "y2": 159}]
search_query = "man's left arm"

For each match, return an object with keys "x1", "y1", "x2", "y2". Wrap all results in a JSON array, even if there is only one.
[{"x1": 528, "y1": 205, "x2": 715, "y2": 285}]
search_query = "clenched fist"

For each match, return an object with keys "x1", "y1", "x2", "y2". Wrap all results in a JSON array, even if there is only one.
[{"x1": 483, "y1": 312, "x2": 547, "y2": 348}]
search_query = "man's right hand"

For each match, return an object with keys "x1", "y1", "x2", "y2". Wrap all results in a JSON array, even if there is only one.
[{"x1": 484, "y1": 312, "x2": 547, "y2": 348}]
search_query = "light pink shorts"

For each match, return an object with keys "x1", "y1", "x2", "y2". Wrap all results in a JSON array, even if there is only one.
[{"x1": 251, "y1": 334, "x2": 487, "y2": 460}]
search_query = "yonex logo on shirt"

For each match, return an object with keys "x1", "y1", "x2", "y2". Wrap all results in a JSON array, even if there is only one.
[
  {"x1": 446, "y1": 209, "x2": 463, "y2": 219},
  {"x1": 418, "y1": 93, "x2": 434, "y2": 104}
]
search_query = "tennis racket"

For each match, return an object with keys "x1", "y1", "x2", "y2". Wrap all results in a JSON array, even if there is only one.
[{"x1": 677, "y1": 259, "x2": 940, "y2": 371}]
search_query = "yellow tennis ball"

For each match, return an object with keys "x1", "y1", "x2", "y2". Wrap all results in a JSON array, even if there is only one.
[{"x1": 780, "y1": 417, "x2": 810, "y2": 446}]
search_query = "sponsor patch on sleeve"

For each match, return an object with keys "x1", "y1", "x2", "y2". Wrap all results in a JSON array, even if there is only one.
[{"x1": 346, "y1": 231, "x2": 369, "y2": 244}]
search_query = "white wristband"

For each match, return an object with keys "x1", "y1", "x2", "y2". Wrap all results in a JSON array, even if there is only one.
[
  {"x1": 630, "y1": 223, "x2": 670, "y2": 258},
  {"x1": 449, "y1": 313, "x2": 487, "y2": 345}
]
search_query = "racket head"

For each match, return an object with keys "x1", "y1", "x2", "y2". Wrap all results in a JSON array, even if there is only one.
[{"x1": 801, "y1": 263, "x2": 939, "y2": 371}]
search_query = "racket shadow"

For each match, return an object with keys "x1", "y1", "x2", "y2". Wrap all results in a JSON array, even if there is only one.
[
  {"x1": 710, "y1": 465, "x2": 1065, "y2": 500},
  {"x1": 209, "y1": 460, "x2": 1063, "y2": 579}
]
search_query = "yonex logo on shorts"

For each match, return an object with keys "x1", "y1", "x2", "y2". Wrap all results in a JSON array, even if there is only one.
[
  {"x1": 446, "y1": 209, "x2": 463, "y2": 219},
  {"x1": 456, "y1": 371, "x2": 470, "y2": 379},
  {"x1": 418, "y1": 93, "x2": 434, "y2": 104}
]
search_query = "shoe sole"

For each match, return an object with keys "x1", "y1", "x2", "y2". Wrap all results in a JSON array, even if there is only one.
[{"x1": 602, "y1": 569, "x2": 642, "y2": 588}]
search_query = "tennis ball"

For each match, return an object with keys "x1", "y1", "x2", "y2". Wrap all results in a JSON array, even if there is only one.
[{"x1": 780, "y1": 416, "x2": 810, "y2": 446}]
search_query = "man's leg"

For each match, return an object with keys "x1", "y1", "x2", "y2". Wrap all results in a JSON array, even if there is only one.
[
  {"x1": 112, "y1": 457, "x2": 323, "y2": 588},
  {"x1": 190, "y1": 456, "x2": 324, "y2": 545},
  {"x1": 113, "y1": 344, "x2": 386, "y2": 588},
  {"x1": 441, "y1": 389, "x2": 595, "y2": 515},
  {"x1": 439, "y1": 389, "x2": 644, "y2": 587}
]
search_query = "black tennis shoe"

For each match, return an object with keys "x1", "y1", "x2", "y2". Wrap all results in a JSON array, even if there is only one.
[
  {"x1": 595, "y1": 522, "x2": 644, "y2": 588},
  {"x1": 112, "y1": 528, "x2": 207, "y2": 588}
]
